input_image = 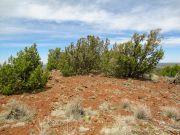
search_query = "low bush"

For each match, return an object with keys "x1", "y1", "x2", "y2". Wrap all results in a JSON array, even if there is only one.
[
  {"x1": 99, "y1": 102, "x2": 111, "y2": 112},
  {"x1": 121, "y1": 99, "x2": 131, "y2": 111},
  {"x1": 101, "y1": 29, "x2": 164, "y2": 78},
  {"x1": 65, "y1": 97, "x2": 85, "y2": 120},
  {"x1": 0, "y1": 100, "x2": 35, "y2": 122},
  {"x1": 160, "y1": 64, "x2": 180, "y2": 77},
  {"x1": 161, "y1": 106, "x2": 179, "y2": 120},
  {"x1": 134, "y1": 104, "x2": 151, "y2": 120},
  {"x1": 59, "y1": 36, "x2": 109, "y2": 76},
  {"x1": 101, "y1": 116, "x2": 136, "y2": 135},
  {"x1": 0, "y1": 44, "x2": 48, "y2": 95},
  {"x1": 47, "y1": 48, "x2": 61, "y2": 71}
]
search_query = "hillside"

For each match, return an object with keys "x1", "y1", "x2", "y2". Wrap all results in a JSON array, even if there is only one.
[{"x1": 0, "y1": 70, "x2": 179, "y2": 135}]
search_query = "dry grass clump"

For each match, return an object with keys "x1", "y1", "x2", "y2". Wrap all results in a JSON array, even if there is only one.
[
  {"x1": 65, "y1": 97, "x2": 85, "y2": 120},
  {"x1": 121, "y1": 99, "x2": 131, "y2": 111},
  {"x1": 133, "y1": 104, "x2": 151, "y2": 120},
  {"x1": 161, "y1": 106, "x2": 179, "y2": 120},
  {"x1": 99, "y1": 102, "x2": 111, "y2": 112},
  {"x1": 37, "y1": 120, "x2": 50, "y2": 135},
  {"x1": 30, "y1": 117, "x2": 58, "y2": 135},
  {"x1": 101, "y1": 116, "x2": 136, "y2": 135},
  {"x1": 101, "y1": 115, "x2": 169, "y2": 135},
  {"x1": 0, "y1": 99, "x2": 35, "y2": 123}
]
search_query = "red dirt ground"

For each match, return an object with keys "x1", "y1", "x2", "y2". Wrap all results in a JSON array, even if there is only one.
[{"x1": 0, "y1": 70, "x2": 179, "y2": 135}]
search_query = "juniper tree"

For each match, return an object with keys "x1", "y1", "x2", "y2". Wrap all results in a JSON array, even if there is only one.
[
  {"x1": 102, "y1": 29, "x2": 164, "y2": 78},
  {"x1": 47, "y1": 48, "x2": 61, "y2": 71},
  {"x1": 0, "y1": 44, "x2": 48, "y2": 95}
]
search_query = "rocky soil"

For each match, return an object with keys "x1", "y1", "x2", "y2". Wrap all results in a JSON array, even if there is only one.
[{"x1": 0, "y1": 70, "x2": 179, "y2": 135}]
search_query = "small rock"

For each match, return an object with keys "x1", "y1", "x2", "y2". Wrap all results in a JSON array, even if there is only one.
[
  {"x1": 88, "y1": 96, "x2": 96, "y2": 99},
  {"x1": 150, "y1": 74, "x2": 159, "y2": 83},
  {"x1": 89, "y1": 74, "x2": 94, "y2": 77},
  {"x1": 165, "y1": 77, "x2": 175, "y2": 83},
  {"x1": 75, "y1": 86, "x2": 85, "y2": 91},
  {"x1": 46, "y1": 83, "x2": 53, "y2": 88},
  {"x1": 11, "y1": 122, "x2": 25, "y2": 128},
  {"x1": 79, "y1": 126, "x2": 90, "y2": 133}
]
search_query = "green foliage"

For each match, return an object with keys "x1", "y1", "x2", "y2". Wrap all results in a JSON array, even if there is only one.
[
  {"x1": 102, "y1": 29, "x2": 164, "y2": 78},
  {"x1": 100, "y1": 49, "x2": 114, "y2": 75},
  {"x1": 59, "y1": 36, "x2": 109, "y2": 76},
  {"x1": 47, "y1": 48, "x2": 61, "y2": 71},
  {"x1": 0, "y1": 64, "x2": 16, "y2": 95},
  {"x1": 0, "y1": 44, "x2": 48, "y2": 95},
  {"x1": 160, "y1": 64, "x2": 180, "y2": 77},
  {"x1": 28, "y1": 65, "x2": 49, "y2": 90}
]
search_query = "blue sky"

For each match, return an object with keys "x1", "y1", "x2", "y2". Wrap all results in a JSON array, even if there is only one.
[{"x1": 0, "y1": 0, "x2": 180, "y2": 64}]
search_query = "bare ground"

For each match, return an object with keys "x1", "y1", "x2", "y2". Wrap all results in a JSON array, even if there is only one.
[{"x1": 0, "y1": 70, "x2": 179, "y2": 135}]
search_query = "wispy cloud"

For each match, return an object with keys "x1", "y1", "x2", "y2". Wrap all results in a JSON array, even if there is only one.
[
  {"x1": 1, "y1": 0, "x2": 180, "y2": 32},
  {"x1": 162, "y1": 37, "x2": 180, "y2": 47}
]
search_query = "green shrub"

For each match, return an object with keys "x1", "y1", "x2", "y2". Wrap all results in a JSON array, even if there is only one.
[
  {"x1": 47, "y1": 48, "x2": 61, "y2": 71},
  {"x1": 100, "y1": 48, "x2": 114, "y2": 75},
  {"x1": 28, "y1": 65, "x2": 49, "y2": 90},
  {"x1": 102, "y1": 29, "x2": 164, "y2": 78},
  {"x1": 0, "y1": 64, "x2": 16, "y2": 95},
  {"x1": 160, "y1": 64, "x2": 180, "y2": 77},
  {"x1": 59, "y1": 36, "x2": 109, "y2": 76},
  {"x1": 1, "y1": 85, "x2": 12, "y2": 95},
  {"x1": 0, "y1": 44, "x2": 48, "y2": 95}
]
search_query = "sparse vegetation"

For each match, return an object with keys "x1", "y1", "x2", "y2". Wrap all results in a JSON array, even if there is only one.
[
  {"x1": 101, "y1": 115, "x2": 168, "y2": 135},
  {"x1": 101, "y1": 116, "x2": 136, "y2": 135},
  {"x1": 121, "y1": 99, "x2": 131, "y2": 111},
  {"x1": 65, "y1": 97, "x2": 85, "y2": 120},
  {"x1": 134, "y1": 104, "x2": 151, "y2": 120},
  {"x1": 99, "y1": 102, "x2": 111, "y2": 112},
  {"x1": 161, "y1": 106, "x2": 179, "y2": 120},
  {"x1": 0, "y1": 100, "x2": 35, "y2": 123},
  {"x1": 36, "y1": 117, "x2": 52, "y2": 135}
]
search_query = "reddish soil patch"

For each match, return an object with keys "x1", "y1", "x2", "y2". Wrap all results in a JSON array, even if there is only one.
[{"x1": 0, "y1": 71, "x2": 179, "y2": 135}]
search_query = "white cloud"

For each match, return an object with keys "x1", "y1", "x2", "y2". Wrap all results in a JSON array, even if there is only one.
[
  {"x1": 162, "y1": 37, "x2": 180, "y2": 47},
  {"x1": 110, "y1": 36, "x2": 180, "y2": 48},
  {"x1": 1, "y1": 0, "x2": 180, "y2": 32}
]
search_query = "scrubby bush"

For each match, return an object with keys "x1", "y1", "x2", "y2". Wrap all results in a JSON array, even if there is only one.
[
  {"x1": 28, "y1": 65, "x2": 48, "y2": 90},
  {"x1": 102, "y1": 29, "x2": 164, "y2": 78},
  {"x1": 121, "y1": 99, "x2": 131, "y2": 111},
  {"x1": 134, "y1": 104, "x2": 151, "y2": 120},
  {"x1": 161, "y1": 106, "x2": 179, "y2": 120},
  {"x1": 65, "y1": 97, "x2": 84, "y2": 120},
  {"x1": 0, "y1": 100, "x2": 35, "y2": 122},
  {"x1": 59, "y1": 36, "x2": 109, "y2": 76},
  {"x1": 160, "y1": 64, "x2": 180, "y2": 77},
  {"x1": 100, "y1": 48, "x2": 114, "y2": 75},
  {"x1": 47, "y1": 48, "x2": 61, "y2": 71},
  {"x1": 0, "y1": 64, "x2": 17, "y2": 95},
  {"x1": 0, "y1": 44, "x2": 48, "y2": 95}
]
